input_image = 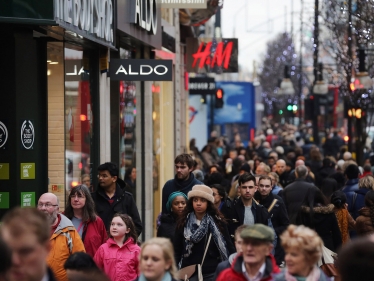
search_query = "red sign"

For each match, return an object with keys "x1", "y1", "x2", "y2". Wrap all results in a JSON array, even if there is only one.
[{"x1": 187, "y1": 38, "x2": 238, "y2": 73}]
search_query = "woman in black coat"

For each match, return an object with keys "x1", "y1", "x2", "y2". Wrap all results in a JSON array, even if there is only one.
[
  {"x1": 173, "y1": 185, "x2": 235, "y2": 281},
  {"x1": 157, "y1": 192, "x2": 187, "y2": 241},
  {"x1": 296, "y1": 187, "x2": 342, "y2": 252}
]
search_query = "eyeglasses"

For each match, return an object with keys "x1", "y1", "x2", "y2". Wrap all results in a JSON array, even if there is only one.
[
  {"x1": 69, "y1": 194, "x2": 85, "y2": 199},
  {"x1": 241, "y1": 185, "x2": 255, "y2": 189},
  {"x1": 259, "y1": 184, "x2": 271, "y2": 188},
  {"x1": 37, "y1": 203, "x2": 58, "y2": 208}
]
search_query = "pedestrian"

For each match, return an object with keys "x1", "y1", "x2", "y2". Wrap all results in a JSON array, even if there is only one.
[
  {"x1": 157, "y1": 191, "x2": 187, "y2": 241},
  {"x1": 355, "y1": 190, "x2": 374, "y2": 236},
  {"x1": 337, "y1": 237, "x2": 374, "y2": 281},
  {"x1": 254, "y1": 175, "x2": 290, "y2": 265},
  {"x1": 63, "y1": 252, "x2": 103, "y2": 281},
  {"x1": 320, "y1": 178, "x2": 338, "y2": 202},
  {"x1": 342, "y1": 164, "x2": 360, "y2": 218},
  {"x1": 296, "y1": 188, "x2": 342, "y2": 252},
  {"x1": 350, "y1": 175, "x2": 374, "y2": 219},
  {"x1": 330, "y1": 190, "x2": 355, "y2": 244},
  {"x1": 0, "y1": 207, "x2": 57, "y2": 281},
  {"x1": 216, "y1": 224, "x2": 280, "y2": 281},
  {"x1": 37, "y1": 193, "x2": 86, "y2": 281},
  {"x1": 94, "y1": 214, "x2": 140, "y2": 281},
  {"x1": 173, "y1": 185, "x2": 235, "y2": 281},
  {"x1": 124, "y1": 166, "x2": 137, "y2": 201},
  {"x1": 135, "y1": 237, "x2": 178, "y2": 281},
  {"x1": 81, "y1": 174, "x2": 92, "y2": 192},
  {"x1": 273, "y1": 225, "x2": 330, "y2": 281},
  {"x1": 64, "y1": 185, "x2": 108, "y2": 257},
  {"x1": 269, "y1": 172, "x2": 282, "y2": 195},
  {"x1": 161, "y1": 154, "x2": 202, "y2": 214},
  {"x1": 232, "y1": 173, "x2": 270, "y2": 233},
  {"x1": 276, "y1": 159, "x2": 291, "y2": 188},
  {"x1": 212, "y1": 225, "x2": 247, "y2": 280},
  {"x1": 92, "y1": 162, "x2": 143, "y2": 235},
  {"x1": 0, "y1": 238, "x2": 11, "y2": 281},
  {"x1": 282, "y1": 165, "x2": 317, "y2": 224}
]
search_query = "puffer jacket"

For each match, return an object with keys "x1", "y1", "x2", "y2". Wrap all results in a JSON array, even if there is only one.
[
  {"x1": 356, "y1": 207, "x2": 374, "y2": 236},
  {"x1": 94, "y1": 237, "x2": 140, "y2": 281},
  {"x1": 47, "y1": 214, "x2": 86, "y2": 281},
  {"x1": 82, "y1": 216, "x2": 108, "y2": 257},
  {"x1": 216, "y1": 254, "x2": 280, "y2": 281}
]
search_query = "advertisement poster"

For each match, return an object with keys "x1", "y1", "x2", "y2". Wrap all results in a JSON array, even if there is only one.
[
  {"x1": 0, "y1": 163, "x2": 9, "y2": 179},
  {"x1": 0, "y1": 192, "x2": 9, "y2": 209},
  {"x1": 21, "y1": 163, "x2": 35, "y2": 179},
  {"x1": 21, "y1": 192, "x2": 35, "y2": 207}
]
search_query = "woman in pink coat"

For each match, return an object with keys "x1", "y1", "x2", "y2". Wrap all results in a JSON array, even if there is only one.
[{"x1": 94, "y1": 213, "x2": 140, "y2": 281}]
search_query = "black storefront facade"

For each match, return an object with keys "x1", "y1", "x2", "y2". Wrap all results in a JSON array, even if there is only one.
[{"x1": 0, "y1": 0, "x2": 115, "y2": 216}]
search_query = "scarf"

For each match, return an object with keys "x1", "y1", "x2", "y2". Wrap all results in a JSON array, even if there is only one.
[
  {"x1": 183, "y1": 212, "x2": 228, "y2": 261},
  {"x1": 283, "y1": 266, "x2": 321, "y2": 281},
  {"x1": 138, "y1": 271, "x2": 172, "y2": 281}
]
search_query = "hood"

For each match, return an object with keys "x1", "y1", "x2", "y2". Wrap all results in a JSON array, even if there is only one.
[
  {"x1": 355, "y1": 188, "x2": 371, "y2": 196},
  {"x1": 301, "y1": 204, "x2": 335, "y2": 214},
  {"x1": 54, "y1": 213, "x2": 74, "y2": 234},
  {"x1": 359, "y1": 207, "x2": 371, "y2": 217},
  {"x1": 228, "y1": 252, "x2": 238, "y2": 265}
]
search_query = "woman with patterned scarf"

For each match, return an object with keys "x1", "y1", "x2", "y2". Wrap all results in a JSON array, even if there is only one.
[{"x1": 173, "y1": 185, "x2": 235, "y2": 281}]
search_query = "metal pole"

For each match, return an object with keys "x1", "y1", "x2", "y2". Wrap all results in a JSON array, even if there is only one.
[
  {"x1": 347, "y1": 0, "x2": 353, "y2": 152},
  {"x1": 210, "y1": 95, "x2": 215, "y2": 134},
  {"x1": 299, "y1": 0, "x2": 303, "y2": 122},
  {"x1": 312, "y1": 0, "x2": 319, "y2": 146}
]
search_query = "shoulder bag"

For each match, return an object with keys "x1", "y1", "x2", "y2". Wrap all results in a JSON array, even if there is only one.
[
  {"x1": 177, "y1": 234, "x2": 212, "y2": 281},
  {"x1": 318, "y1": 245, "x2": 340, "y2": 281}
]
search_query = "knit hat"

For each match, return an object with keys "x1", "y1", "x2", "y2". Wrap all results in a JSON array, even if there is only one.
[
  {"x1": 166, "y1": 191, "x2": 188, "y2": 212},
  {"x1": 188, "y1": 185, "x2": 214, "y2": 204}
]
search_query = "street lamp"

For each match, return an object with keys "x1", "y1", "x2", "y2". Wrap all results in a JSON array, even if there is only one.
[
  {"x1": 313, "y1": 63, "x2": 328, "y2": 95},
  {"x1": 350, "y1": 49, "x2": 373, "y2": 91},
  {"x1": 280, "y1": 65, "x2": 295, "y2": 95}
]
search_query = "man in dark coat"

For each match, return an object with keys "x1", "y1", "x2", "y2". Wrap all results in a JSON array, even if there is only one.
[
  {"x1": 342, "y1": 164, "x2": 360, "y2": 218},
  {"x1": 276, "y1": 159, "x2": 291, "y2": 187},
  {"x1": 92, "y1": 162, "x2": 143, "y2": 235},
  {"x1": 161, "y1": 154, "x2": 202, "y2": 214},
  {"x1": 232, "y1": 173, "x2": 271, "y2": 233},
  {"x1": 254, "y1": 175, "x2": 289, "y2": 265},
  {"x1": 282, "y1": 165, "x2": 317, "y2": 224}
]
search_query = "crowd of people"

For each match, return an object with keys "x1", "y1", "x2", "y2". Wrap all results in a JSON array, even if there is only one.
[{"x1": 2, "y1": 124, "x2": 374, "y2": 281}]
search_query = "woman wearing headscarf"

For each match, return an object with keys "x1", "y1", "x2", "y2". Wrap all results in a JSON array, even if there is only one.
[
  {"x1": 157, "y1": 192, "x2": 188, "y2": 241},
  {"x1": 173, "y1": 185, "x2": 235, "y2": 281}
]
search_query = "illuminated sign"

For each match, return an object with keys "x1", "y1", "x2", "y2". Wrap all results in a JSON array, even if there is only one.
[
  {"x1": 189, "y1": 77, "x2": 216, "y2": 95},
  {"x1": 186, "y1": 38, "x2": 238, "y2": 73}
]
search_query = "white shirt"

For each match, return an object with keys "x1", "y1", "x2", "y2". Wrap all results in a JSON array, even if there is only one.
[{"x1": 242, "y1": 262, "x2": 266, "y2": 281}]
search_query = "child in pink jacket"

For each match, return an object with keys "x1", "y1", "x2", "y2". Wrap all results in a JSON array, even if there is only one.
[{"x1": 94, "y1": 213, "x2": 140, "y2": 281}]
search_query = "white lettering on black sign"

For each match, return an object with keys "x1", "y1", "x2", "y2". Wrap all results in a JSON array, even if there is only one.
[
  {"x1": 54, "y1": 0, "x2": 113, "y2": 43},
  {"x1": 134, "y1": 0, "x2": 158, "y2": 35},
  {"x1": 20, "y1": 120, "x2": 35, "y2": 150},
  {"x1": 0, "y1": 121, "x2": 8, "y2": 149}
]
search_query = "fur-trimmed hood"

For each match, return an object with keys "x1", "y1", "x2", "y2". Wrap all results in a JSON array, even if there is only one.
[{"x1": 301, "y1": 204, "x2": 335, "y2": 214}]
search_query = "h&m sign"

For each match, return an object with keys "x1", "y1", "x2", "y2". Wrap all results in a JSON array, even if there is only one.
[{"x1": 109, "y1": 59, "x2": 173, "y2": 81}]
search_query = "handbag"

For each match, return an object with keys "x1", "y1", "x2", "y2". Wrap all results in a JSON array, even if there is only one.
[
  {"x1": 318, "y1": 246, "x2": 340, "y2": 280},
  {"x1": 177, "y1": 234, "x2": 212, "y2": 281}
]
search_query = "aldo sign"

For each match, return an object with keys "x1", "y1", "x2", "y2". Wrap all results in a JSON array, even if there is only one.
[{"x1": 109, "y1": 59, "x2": 172, "y2": 81}]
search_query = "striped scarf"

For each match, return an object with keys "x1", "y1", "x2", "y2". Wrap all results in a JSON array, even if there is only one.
[{"x1": 183, "y1": 212, "x2": 228, "y2": 261}]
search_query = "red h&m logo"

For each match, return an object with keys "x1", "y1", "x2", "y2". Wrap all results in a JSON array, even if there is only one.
[{"x1": 192, "y1": 41, "x2": 234, "y2": 69}]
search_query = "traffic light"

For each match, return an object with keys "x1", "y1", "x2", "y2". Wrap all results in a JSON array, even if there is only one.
[{"x1": 215, "y1": 88, "x2": 224, "y2": 108}]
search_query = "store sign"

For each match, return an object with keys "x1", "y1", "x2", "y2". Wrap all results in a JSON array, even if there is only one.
[
  {"x1": 20, "y1": 120, "x2": 35, "y2": 150},
  {"x1": 21, "y1": 163, "x2": 36, "y2": 179},
  {"x1": 0, "y1": 163, "x2": 9, "y2": 180},
  {"x1": 186, "y1": 38, "x2": 238, "y2": 73},
  {"x1": 0, "y1": 192, "x2": 9, "y2": 209},
  {"x1": 109, "y1": 59, "x2": 173, "y2": 81},
  {"x1": 159, "y1": 0, "x2": 208, "y2": 9},
  {"x1": 129, "y1": 0, "x2": 158, "y2": 35},
  {"x1": 0, "y1": 121, "x2": 8, "y2": 149},
  {"x1": 21, "y1": 192, "x2": 36, "y2": 207},
  {"x1": 189, "y1": 77, "x2": 216, "y2": 95},
  {"x1": 54, "y1": 0, "x2": 114, "y2": 43}
]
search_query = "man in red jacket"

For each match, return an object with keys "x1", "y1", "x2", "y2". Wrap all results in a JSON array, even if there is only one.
[{"x1": 217, "y1": 224, "x2": 280, "y2": 281}]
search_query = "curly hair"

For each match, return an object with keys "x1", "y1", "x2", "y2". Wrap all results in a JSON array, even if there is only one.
[
  {"x1": 140, "y1": 238, "x2": 177, "y2": 279},
  {"x1": 364, "y1": 190, "x2": 374, "y2": 227},
  {"x1": 359, "y1": 176, "x2": 374, "y2": 190},
  {"x1": 281, "y1": 224, "x2": 323, "y2": 265},
  {"x1": 176, "y1": 198, "x2": 226, "y2": 231},
  {"x1": 110, "y1": 213, "x2": 138, "y2": 244},
  {"x1": 65, "y1": 185, "x2": 97, "y2": 222}
]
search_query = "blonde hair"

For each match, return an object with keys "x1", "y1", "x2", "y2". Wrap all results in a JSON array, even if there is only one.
[
  {"x1": 359, "y1": 175, "x2": 374, "y2": 190},
  {"x1": 281, "y1": 225, "x2": 323, "y2": 265},
  {"x1": 258, "y1": 162, "x2": 271, "y2": 174},
  {"x1": 140, "y1": 238, "x2": 177, "y2": 278},
  {"x1": 268, "y1": 172, "x2": 279, "y2": 184}
]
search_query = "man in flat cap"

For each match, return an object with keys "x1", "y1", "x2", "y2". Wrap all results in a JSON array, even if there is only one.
[{"x1": 216, "y1": 224, "x2": 280, "y2": 281}]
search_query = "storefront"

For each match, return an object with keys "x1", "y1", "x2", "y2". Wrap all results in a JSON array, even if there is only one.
[{"x1": 0, "y1": 0, "x2": 114, "y2": 216}]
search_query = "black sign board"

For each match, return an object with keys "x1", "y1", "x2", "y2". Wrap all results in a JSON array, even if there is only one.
[
  {"x1": 109, "y1": 59, "x2": 173, "y2": 81},
  {"x1": 189, "y1": 77, "x2": 216, "y2": 95},
  {"x1": 20, "y1": 120, "x2": 35, "y2": 150}
]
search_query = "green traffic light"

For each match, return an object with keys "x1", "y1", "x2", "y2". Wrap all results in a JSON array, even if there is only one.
[
  {"x1": 279, "y1": 110, "x2": 283, "y2": 115},
  {"x1": 293, "y1": 105, "x2": 297, "y2": 111},
  {"x1": 287, "y1": 105, "x2": 292, "y2": 111}
]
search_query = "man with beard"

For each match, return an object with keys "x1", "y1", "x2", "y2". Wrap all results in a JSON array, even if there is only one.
[
  {"x1": 92, "y1": 162, "x2": 142, "y2": 235},
  {"x1": 37, "y1": 193, "x2": 85, "y2": 281},
  {"x1": 161, "y1": 154, "x2": 202, "y2": 213}
]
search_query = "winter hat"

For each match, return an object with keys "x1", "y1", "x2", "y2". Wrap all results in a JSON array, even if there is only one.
[{"x1": 188, "y1": 185, "x2": 214, "y2": 204}]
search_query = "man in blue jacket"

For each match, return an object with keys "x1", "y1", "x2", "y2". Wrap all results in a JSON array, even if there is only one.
[
  {"x1": 342, "y1": 164, "x2": 360, "y2": 218},
  {"x1": 161, "y1": 154, "x2": 202, "y2": 213}
]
